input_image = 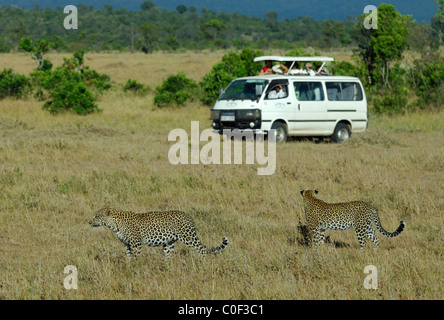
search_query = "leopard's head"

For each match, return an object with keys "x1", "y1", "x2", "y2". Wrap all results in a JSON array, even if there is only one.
[
  {"x1": 300, "y1": 189, "x2": 319, "y2": 198},
  {"x1": 89, "y1": 208, "x2": 113, "y2": 228}
]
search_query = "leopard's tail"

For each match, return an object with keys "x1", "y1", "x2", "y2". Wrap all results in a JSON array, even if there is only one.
[
  {"x1": 373, "y1": 209, "x2": 405, "y2": 237},
  {"x1": 204, "y1": 237, "x2": 229, "y2": 254}
]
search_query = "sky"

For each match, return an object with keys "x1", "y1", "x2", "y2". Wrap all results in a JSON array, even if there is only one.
[{"x1": 0, "y1": 0, "x2": 438, "y2": 21}]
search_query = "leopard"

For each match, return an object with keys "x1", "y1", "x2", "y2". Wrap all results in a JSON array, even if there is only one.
[
  {"x1": 300, "y1": 190, "x2": 405, "y2": 249},
  {"x1": 89, "y1": 208, "x2": 229, "y2": 258}
]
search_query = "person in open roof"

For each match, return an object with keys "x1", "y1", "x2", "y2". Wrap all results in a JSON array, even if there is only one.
[
  {"x1": 317, "y1": 66, "x2": 330, "y2": 76},
  {"x1": 285, "y1": 62, "x2": 303, "y2": 75},
  {"x1": 302, "y1": 63, "x2": 316, "y2": 76},
  {"x1": 259, "y1": 60, "x2": 273, "y2": 75}
]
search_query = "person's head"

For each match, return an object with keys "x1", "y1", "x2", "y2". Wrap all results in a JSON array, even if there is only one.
[
  {"x1": 265, "y1": 60, "x2": 272, "y2": 68},
  {"x1": 305, "y1": 63, "x2": 312, "y2": 70},
  {"x1": 275, "y1": 85, "x2": 282, "y2": 91}
]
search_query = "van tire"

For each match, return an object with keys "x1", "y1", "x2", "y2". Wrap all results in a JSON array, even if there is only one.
[
  {"x1": 271, "y1": 122, "x2": 288, "y2": 143},
  {"x1": 332, "y1": 122, "x2": 351, "y2": 143}
]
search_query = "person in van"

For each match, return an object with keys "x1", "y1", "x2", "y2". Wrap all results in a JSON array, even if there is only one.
[
  {"x1": 302, "y1": 63, "x2": 316, "y2": 76},
  {"x1": 281, "y1": 62, "x2": 303, "y2": 75},
  {"x1": 268, "y1": 85, "x2": 286, "y2": 99},
  {"x1": 259, "y1": 60, "x2": 274, "y2": 75},
  {"x1": 317, "y1": 66, "x2": 330, "y2": 76}
]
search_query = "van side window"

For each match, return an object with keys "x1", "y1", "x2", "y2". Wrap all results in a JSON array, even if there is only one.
[
  {"x1": 265, "y1": 84, "x2": 288, "y2": 100},
  {"x1": 293, "y1": 82, "x2": 324, "y2": 101},
  {"x1": 326, "y1": 82, "x2": 363, "y2": 101}
]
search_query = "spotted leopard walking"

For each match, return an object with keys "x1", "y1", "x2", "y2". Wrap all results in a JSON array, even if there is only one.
[
  {"x1": 89, "y1": 208, "x2": 229, "y2": 258},
  {"x1": 300, "y1": 190, "x2": 405, "y2": 249}
]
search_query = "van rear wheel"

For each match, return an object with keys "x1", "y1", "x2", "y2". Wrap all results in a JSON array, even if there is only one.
[
  {"x1": 271, "y1": 122, "x2": 288, "y2": 143},
  {"x1": 332, "y1": 123, "x2": 351, "y2": 143}
]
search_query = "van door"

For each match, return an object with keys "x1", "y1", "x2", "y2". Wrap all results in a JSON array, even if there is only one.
[
  {"x1": 325, "y1": 81, "x2": 367, "y2": 133},
  {"x1": 290, "y1": 80, "x2": 331, "y2": 135},
  {"x1": 261, "y1": 79, "x2": 296, "y2": 128}
]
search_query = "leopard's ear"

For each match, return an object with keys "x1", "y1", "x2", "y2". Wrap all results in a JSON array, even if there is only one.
[
  {"x1": 98, "y1": 207, "x2": 112, "y2": 216},
  {"x1": 314, "y1": 189, "x2": 319, "y2": 195},
  {"x1": 300, "y1": 189, "x2": 304, "y2": 195}
]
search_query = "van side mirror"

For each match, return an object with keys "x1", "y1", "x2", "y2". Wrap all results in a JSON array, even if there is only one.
[{"x1": 255, "y1": 84, "x2": 263, "y2": 97}]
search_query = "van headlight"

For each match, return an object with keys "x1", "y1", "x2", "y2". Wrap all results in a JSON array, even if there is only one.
[
  {"x1": 210, "y1": 110, "x2": 220, "y2": 120},
  {"x1": 237, "y1": 109, "x2": 261, "y2": 120}
]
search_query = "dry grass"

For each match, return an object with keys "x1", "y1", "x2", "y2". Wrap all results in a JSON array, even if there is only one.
[
  {"x1": 0, "y1": 52, "x2": 443, "y2": 300},
  {"x1": 0, "y1": 51, "x2": 225, "y2": 88}
]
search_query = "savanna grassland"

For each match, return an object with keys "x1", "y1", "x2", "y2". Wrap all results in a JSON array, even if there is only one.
[{"x1": 0, "y1": 51, "x2": 443, "y2": 300}]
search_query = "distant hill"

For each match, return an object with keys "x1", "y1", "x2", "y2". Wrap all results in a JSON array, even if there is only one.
[{"x1": 0, "y1": 0, "x2": 437, "y2": 21}]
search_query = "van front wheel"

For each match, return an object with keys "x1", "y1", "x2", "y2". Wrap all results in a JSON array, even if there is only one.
[
  {"x1": 271, "y1": 122, "x2": 288, "y2": 143},
  {"x1": 332, "y1": 123, "x2": 351, "y2": 143}
]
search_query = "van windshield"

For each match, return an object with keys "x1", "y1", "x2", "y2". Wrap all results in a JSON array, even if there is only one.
[{"x1": 219, "y1": 79, "x2": 268, "y2": 101}]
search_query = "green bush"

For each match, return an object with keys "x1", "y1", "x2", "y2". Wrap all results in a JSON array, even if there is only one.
[
  {"x1": 372, "y1": 64, "x2": 410, "y2": 114},
  {"x1": 154, "y1": 72, "x2": 198, "y2": 108},
  {"x1": 62, "y1": 51, "x2": 112, "y2": 92},
  {"x1": 32, "y1": 67, "x2": 100, "y2": 115},
  {"x1": 329, "y1": 61, "x2": 363, "y2": 78},
  {"x1": 123, "y1": 79, "x2": 150, "y2": 95},
  {"x1": 42, "y1": 80, "x2": 99, "y2": 115},
  {"x1": 0, "y1": 69, "x2": 32, "y2": 99},
  {"x1": 199, "y1": 48, "x2": 263, "y2": 105},
  {"x1": 30, "y1": 51, "x2": 110, "y2": 115},
  {"x1": 82, "y1": 66, "x2": 112, "y2": 92},
  {"x1": 372, "y1": 88, "x2": 409, "y2": 114},
  {"x1": 409, "y1": 59, "x2": 444, "y2": 111}
]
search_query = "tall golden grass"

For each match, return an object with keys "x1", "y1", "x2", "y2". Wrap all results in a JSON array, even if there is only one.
[{"x1": 0, "y1": 52, "x2": 442, "y2": 300}]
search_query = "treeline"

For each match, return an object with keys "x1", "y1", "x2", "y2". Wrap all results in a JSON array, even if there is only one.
[
  {"x1": 0, "y1": 1, "x2": 370, "y2": 52},
  {"x1": 1, "y1": 1, "x2": 441, "y2": 54}
]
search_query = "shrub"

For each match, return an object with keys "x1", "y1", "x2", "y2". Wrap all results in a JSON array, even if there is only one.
[
  {"x1": 62, "y1": 50, "x2": 112, "y2": 92},
  {"x1": 408, "y1": 59, "x2": 444, "y2": 111},
  {"x1": 372, "y1": 64, "x2": 410, "y2": 114},
  {"x1": 199, "y1": 48, "x2": 263, "y2": 105},
  {"x1": 123, "y1": 79, "x2": 150, "y2": 95},
  {"x1": 30, "y1": 51, "x2": 110, "y2": 115},
  {"x1": 329, "y1": 61, "x2": 363, "y2": 78},
  {"x1": 32, "y1": 67, "x2": 100, "y2": 115},
  {"x1": 42, "y1": 80, "x2": 99, "y2": 115},
  {"x1": 154, "y1": 72, "x2": 198, "y2": 108},
  {"x1": 0, "y1": 69, "x2": 32, "y2": 99},
  {"x1": 372, "y1": 88, "x2": 409, "y2": 114},
  {"x1": 82, "y1": 66, "x2": 112, "y2": 92}
]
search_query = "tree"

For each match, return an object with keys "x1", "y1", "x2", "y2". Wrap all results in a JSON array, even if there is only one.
[
  {"x1": 176, "y1": 5, "x2": 187, "y2": 14},
  {"x1": 140, "y1": 1, "x2": 155, "y2": 11},
  {"x1": 6, "y1": 20, "x2": 28, "y2": 51},
  {"x1": 165, "y1": 36, "x2": 180, "y2": 51},
  {"x1": 18, "y1": 37, "x2": 54, "y2": 70},
  {"x1": 321, "y1": 20, "x2": 345, "y2": 48},
  {"x1": 200, "y1": 19, "x2": 228, "y2": 42},
  {"x1": 431, "y1": 0, "x2": 444, "y2": 47},
  {"x1": 353, "y1": 4, "x2": 411, "y2": 87},
  {"x1": 139, "y1": 24, "x2": 158, "y2": 54},
  {"x1": 265, "y1": 11, "x2": 279, "y2": 32}
]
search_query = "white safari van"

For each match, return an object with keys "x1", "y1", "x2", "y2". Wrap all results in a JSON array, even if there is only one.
[{"x1": 210, "y1": 56, "x2": 368, "y2": 143}]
